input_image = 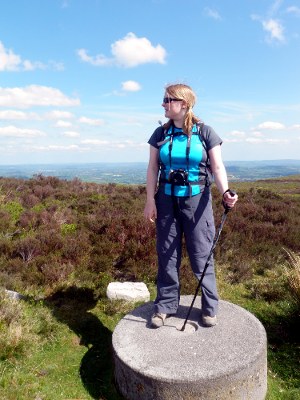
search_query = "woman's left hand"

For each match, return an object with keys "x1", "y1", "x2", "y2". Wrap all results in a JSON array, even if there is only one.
[{"x1": 222, "y1": 190, "x2": 238, "y2": 209}]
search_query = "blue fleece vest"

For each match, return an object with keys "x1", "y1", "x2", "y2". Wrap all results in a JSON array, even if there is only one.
[{"x1": 159, "y1": 124, "x2": 205, "y2": 196}]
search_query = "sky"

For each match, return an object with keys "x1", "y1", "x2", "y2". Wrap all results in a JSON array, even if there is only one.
[{"x1": 0, "y1": 0, "x2": 300, "y2": 165}]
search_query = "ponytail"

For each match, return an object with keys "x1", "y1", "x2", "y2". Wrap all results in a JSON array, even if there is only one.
[{"x1": 183, "y1": 108, "x2": 200, "y2": 136}]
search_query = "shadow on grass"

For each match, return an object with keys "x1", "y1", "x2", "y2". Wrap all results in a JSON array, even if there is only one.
[{"x1": 45, "y1": 286, "x2": 124, "y2": 400}]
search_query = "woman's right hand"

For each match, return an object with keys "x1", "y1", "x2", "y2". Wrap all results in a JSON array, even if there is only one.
[
  {"x1": 144, "y1": 198, "x2": 157, "y2": 222},
  {"x1": 144, "y1": 146, "x2": 159, "y2": 222}
]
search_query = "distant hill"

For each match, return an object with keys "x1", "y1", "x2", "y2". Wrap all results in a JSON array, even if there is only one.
[
  {"x1": 0, "y1": 160, "x2": 300, "y2": 184},
  {"x1": 224, "y1": 159, "x2": 300, "y2": 181}
]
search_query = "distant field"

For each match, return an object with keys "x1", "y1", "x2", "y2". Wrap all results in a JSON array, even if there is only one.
[{"x1": 0, "y1": 159, "x2": 300, "y2": 184}]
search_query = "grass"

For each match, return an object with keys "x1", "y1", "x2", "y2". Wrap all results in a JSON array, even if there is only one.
[
  {"x1": 0, "y1": 275, "x2": 299, "y2": 400},
  {"x1": 0, "y1": 289, "x2": 125, "y2": 400},
  {"x1": 0, "y1": 175, "x2": 300, "y2": 399},
  {"x1": 217, "y1": 270, "x2": 300, "y2": 400}
]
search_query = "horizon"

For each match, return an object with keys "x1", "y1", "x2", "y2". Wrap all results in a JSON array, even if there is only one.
[
  {"x1": 1, "y1": 158, "x2": 300, "y2": 167},
  {"x1": 1, "y1": 159, "x2": 300, "y2": 184},
  {"x1": 1, "y1": 1, "x2": 300, "y2": 164}
]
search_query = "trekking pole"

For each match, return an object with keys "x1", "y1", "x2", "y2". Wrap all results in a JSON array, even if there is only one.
[{"x1": 181, "y1": 190, "x2": 236, "y2": 332}]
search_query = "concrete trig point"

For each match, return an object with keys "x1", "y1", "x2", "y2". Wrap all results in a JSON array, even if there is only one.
[{"x1": 112, "y1": 296, "x2": 267, "y2": 400}]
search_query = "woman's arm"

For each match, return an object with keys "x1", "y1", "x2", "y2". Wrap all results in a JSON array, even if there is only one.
[
  {"x1": 208, "y1": 145, "x2": 238, "y2": 208},
  {"x1": 144, "y1": 145, "x2": 159, "y2": 222}
]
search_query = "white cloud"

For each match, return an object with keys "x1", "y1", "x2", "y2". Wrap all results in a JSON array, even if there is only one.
[
  {"x1": 0, "y1": 41, "x2": 63, "y2": 71},
  {"x1": 0, "y1": 41, "x2": 23, "y2": 71},
  {"x1": 0, "y1": 85, "x2": 80, "y2": 108},
  {"x1": 122, "y1": 81, "x2": 141, "y2": 92},
  {"x1": 223, "y1": 138, "x2": 241, "y2": 143},
  {"x1": 77, "y1": 49, "x2": 100, "y2": 64},
  {"x1": 257, "y1": 121, "x2": 285, "y2": 129},
  {"x1": 55, "y1": 120, "x2": 73, "y2": 128},
  {"x1": 78, "y1": 116, "x2": 104, "y2": 126},
  {"x1": 245, "y1": 136, "x2": 288, "y2": 144},
  {"x1": 286, "y1": 6, "x2": 300, "y2": 16},
  {"x1": 265, "y1": 138, "x2": 289, "y2": 143},
  {"x1": 251, "y1": 131, "x2": 264, "y2": 137},
  {"x1": 28, "y1": 144, "x2": 80, "y2": 151},
  {"x1": 115, "y1": 140, "x2": 146, "y2": 149},
  {"x1": 229, "y1": 130, "x2": 246, "y2": 137},
  {"x1": 81, "y1": 139, "x2": 109, "y2": 145},
  {"x1": 22, "y1": 60, "x2": 46, "y2": 71},
  {"x1": 81, "y1": 138, "x2": 147, "y2": 149},
  {"x1": 262, "y1": 19, "x2": 285, "y2": 42},
  {"x1": 246, "y1": 137, "x2": 263, "y2": 143},
  {"x1": 203, "y1": 7, "x2": 222, "y2": 20},
  {"x1": 49, "y1": 61, "x2": 65, "y2": 71},
  {"x1": 45, "y1": 110, "x2": 75, "y2": 120},
  {"x1": 112, "y1": 33, "x2": 166, "y2": 67},
  {"x1": 251, "y1": 13, "x2": 285, "y2": 44},
  {"x1": 77, "y1": 32, "x2": 167, "y2": 68},
  {"x1": 62, "y1": 131, "x2": 80, "y2": 137},
  {"x1": 120, "y1": 116, "x2": 143, "y2": 126},
  {"x1": 0, "y1": 110, "x2": 40, "y2": 120},
  {"x1": 0, "y1": 125, "x2": 46, "y2": 138}
]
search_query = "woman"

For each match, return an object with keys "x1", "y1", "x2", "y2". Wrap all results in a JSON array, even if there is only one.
[{"x1": 144, "y1": 83, "x2": 238, "y2": 329}]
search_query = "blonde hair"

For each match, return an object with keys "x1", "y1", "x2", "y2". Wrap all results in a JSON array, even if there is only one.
[{"x1": 163, "y1": 83, "x2": 201, "y2": 135}]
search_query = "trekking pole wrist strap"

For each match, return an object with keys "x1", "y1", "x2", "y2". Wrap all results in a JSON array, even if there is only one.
[
  {"x1": 222, "y1": 189, "x2": 236, "y2": 211},
  {"x1": 222, "y1": 188, "x2": 231, "y2": 198}
]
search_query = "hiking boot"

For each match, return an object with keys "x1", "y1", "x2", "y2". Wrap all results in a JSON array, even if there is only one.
[
  {"x1": 202, "y1": 315, "x2": 217, "y2": 327},
  {"x1": 150, "y1": 313, "x2": 167, "y2": 328}
]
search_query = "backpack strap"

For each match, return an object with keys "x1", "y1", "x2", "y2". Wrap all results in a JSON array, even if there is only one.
[
  {"x1": 157, "y1": 122, "x2": 213, "y2": 190},
  {"x1": 197, "y1": 122, "x2": 213, "y2": 186},
  {"x1": 197, "y1": 122, "x2": 207, "y2": 153}
]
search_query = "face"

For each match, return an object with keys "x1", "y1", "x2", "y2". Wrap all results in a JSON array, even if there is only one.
[{"x1": 162, "y1": 92, "x2": 187, "y2": 121}]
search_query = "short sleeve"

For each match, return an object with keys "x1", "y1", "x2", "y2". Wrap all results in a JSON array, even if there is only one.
[
  {"x1": 147, "y1": 126, "x2": 165, "y2": 149},
  {"x1": 202, "y1": 125, "x2": 222, "y2": 150}
]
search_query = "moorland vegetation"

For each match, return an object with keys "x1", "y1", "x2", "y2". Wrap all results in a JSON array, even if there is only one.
[{"x1": 0, "y1": 174, "x2": 299, "y2": 399}]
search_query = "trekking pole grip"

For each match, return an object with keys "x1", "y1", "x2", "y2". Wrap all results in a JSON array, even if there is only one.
[{"x1": 222, "y1": 189, "x2": 237, "y2": 212}]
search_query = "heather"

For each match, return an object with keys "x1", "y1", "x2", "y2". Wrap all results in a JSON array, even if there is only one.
[{"x1": 0, "y1": 174, "x2": 299, "y2": 399}]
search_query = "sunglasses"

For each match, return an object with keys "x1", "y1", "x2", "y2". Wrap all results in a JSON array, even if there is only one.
[{"x1": 163, "y1": 97, "x2": 182, "y2": 104}]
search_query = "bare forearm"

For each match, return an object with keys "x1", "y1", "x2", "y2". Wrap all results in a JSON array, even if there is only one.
[
  {"x1": 209, "y1": 145, "x2": 238, "y2": 208},
  {"x1": 209, "y1": 145, "x2": 229, "y2": 195},
  {"x1": 144, "y1": 151, "x2": 159, "y2": 221},
  {"x1": 213, "y1": 162, "x2": 229, "y2": 195},
  {"x1": 146, "y1": 164, "x2": 159, "y2": 200}
]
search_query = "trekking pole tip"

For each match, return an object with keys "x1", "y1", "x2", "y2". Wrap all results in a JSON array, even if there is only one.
[{"x1": 180, "y1": 321, "x2": 187, "y2": 331}]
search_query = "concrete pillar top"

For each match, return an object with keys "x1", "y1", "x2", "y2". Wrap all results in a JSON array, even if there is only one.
[{"x1": 113, "y1": 297, "x2": 266, "y2": 383}]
